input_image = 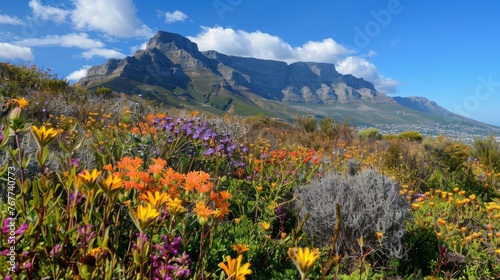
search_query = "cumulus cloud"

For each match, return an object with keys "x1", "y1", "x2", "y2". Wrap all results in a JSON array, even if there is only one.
[
  {"x1": 0, "y1": 43, "x2": 34, "y2": 61},
  {"x1": 0, "y1": 14, "x2": 24, "y2": 25},
  {"x1": 15, "y1": 33, "x2": 104, "y2": 49},
  {"x1": 14, "y1": 33, "x2": 126, "y2": 60},
  {"x1": 188, "y1": 26, "x2": 399, "y2": 93},
  {"x1": 66, "y1": 65, "x2": 91, "y2": 82},
  {"x1": 336, "y1": 56, "x2": 399, "y2": 93},
  {"x1": 165, "y1": 10, "x2": 188, "y2": 23},
  {"x1": 29, "y1": 0, "x2": 69, "y2": 23},
  {"x1": 188, "y1": 26, "x2": 295, "y2": 61},
  {"x1": 130, "y1": 41, "x2": 148, "y2": 54},
  {"x1": 81, "y1": 48, "x2": 126, "y2": 59},
  {"x1": 71, "y1": 0, "x2": 153, "y2": 38}
]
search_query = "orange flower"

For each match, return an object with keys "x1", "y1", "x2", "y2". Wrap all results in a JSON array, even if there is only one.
[
  {"x1": 260, "y1": 222, "x2": 270, "y2": 231},
  {"x1": 148, "y1": 158, "x2": 167, "y2": 175},
  {"x1": 184, "y1": 171, "x2": 212, "y2": 194},
  {"x1": 193, "y1": 201, "x2": 213, "y2": 225},
  {"x1": 232, "y1": 244, "x2": 250, "y2": 255}
]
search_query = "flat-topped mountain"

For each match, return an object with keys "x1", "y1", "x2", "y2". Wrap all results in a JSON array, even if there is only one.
[{"x1": 77, "y1": 31, "x2": 498, "y2": 131}]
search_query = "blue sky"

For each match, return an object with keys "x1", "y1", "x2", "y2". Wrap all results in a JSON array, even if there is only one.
[{"x1": 1, "y1": 1, "x2": 500, "y2": 126}]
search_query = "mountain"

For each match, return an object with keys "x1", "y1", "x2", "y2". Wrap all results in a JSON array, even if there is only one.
[{"x1": 77, "y1": 31, "x2": 498, "y2": 133}]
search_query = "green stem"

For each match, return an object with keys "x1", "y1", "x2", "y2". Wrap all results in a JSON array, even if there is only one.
[{"x1": 14, "y1": 132, "x2": 26, "y2": 213}]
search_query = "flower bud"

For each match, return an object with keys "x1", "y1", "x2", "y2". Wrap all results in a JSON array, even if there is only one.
[{"x1": 9, "y1": 107, "x2": 22, "y2": 121}]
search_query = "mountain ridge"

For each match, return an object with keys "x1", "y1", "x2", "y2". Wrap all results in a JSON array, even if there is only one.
[{"x1": 77, "y1": 31, "x2": 498, "y2": 130}]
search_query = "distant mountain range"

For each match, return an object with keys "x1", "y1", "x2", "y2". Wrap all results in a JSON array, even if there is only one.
[{"x1": 77, "y1": 31, "x2": 498, "y2": 132}]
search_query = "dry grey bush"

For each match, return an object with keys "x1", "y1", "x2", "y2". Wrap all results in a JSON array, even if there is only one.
[{"x1": 295, "y1": 169, "x2": 410, "y2": 259}]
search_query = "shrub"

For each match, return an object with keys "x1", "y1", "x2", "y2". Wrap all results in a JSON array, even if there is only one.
[
  {"x1": 397, "y1": 130, "x2": 423, "y2": 142},
  {"x1": 295, "y1": 169, "x2": 410, "y2": 262},
  {"x1": 358, "y1": 127, "x2": 382, "y2": 141},
  {"x1": 295, "y1": 115, "x2": 316, "y2": 133},
  {"x1": 472, "y1": 135, "x2": 500, "y2": 172}
]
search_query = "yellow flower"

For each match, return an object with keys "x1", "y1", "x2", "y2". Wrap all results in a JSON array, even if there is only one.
[
  {"x1": 131, "y1": 204, "x2": 160, "y2": 232},
  {"x1": 411, "y1": 203, "x2": 420, "y2": 210},
  {"x1": 218, "y1": 254, "x2": 252, "y2": 280},
  {"x1": 139, "y1": 191, "x2": 170, "y2": 209},
  {"x1": 166, "y1": 198, "x2": 187, "y2": 217},
  {"x1": 12, "y1": 97, "x2": 29, "y2": 108},
  {"x1": 14, "y1": 97, "x2": 29, "y2": 108},
  {"x1": 288, "y1": 247, "x2": 320, "y2": 280},
  {"x1": 79, "y1": 169, "x2": 102, "y2": 186},
  {"x1": 232, "y1": 244, "x2": 250, "y2": 255},
  {"x1": 99, "y1": 173, "x2": 123, "y2": 193},
  {"x1": 376, "y1": 232, "x2": 383, "y2": 240},
  {"x1": 260, "y1": 222, "x2": 270, "y2": 231},
  {"x1": 31, "y1": 125, "x2": 58, "y2": 148}
]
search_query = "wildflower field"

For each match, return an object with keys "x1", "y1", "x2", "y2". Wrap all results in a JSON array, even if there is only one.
[{"x1": 1, "y1": 62, "x2": 500, "y2": 279}]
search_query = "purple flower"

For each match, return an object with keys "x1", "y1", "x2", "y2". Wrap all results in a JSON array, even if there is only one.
[
  {"x1": 69, "y1": 191, "x2": 84, "y2": 205},
  {"x1": 49, "y1": 244, "x2": 61, "y2": 258},
  {"x1": 202, "y1": 148, "x2": 215, "y2": 156},
  {"x1": 2, "y1": 219, "x2": 28, "y2": 235},
  {"x1": 70, "y1": 158, "x2": 80, "y2": 168},
  {"x1": 77, "y1": 224, "x2": 95, "y2": 244}
]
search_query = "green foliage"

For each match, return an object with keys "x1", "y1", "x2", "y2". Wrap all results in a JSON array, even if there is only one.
[
  {"x1": 472, "y1": 135, "x2": 500, "y2": 172},
  {"x1": 397, "y1": 130, "x2": 423, "y2": 142},
  {"x1": 1, "y1": 63, "x2": 500, "y2": 279},
  {"x1": 95, "y1": 87, "x2": 113, "y2": 98},
  {"x1": 398, "y1": 227, "x2": 439, "y2": 277},
  {"x1": 358, "y1": 127, "x2": 382, "y2": 141},
  {"x1": 295, "y1": 115, "x2": 317, "y2": 133}
]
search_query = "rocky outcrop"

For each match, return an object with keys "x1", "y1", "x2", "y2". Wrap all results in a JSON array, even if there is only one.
[
  {"x1": 393, "y1": 96, "x2": 447, "y2": 115},
  {"x1": 78, "y1": 31, "x2": 394, "y2": 104}
]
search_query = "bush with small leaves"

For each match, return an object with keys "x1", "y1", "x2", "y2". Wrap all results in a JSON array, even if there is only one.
[
  {"x1": 397, "y1": 130, "x2": 423, "y2": 142},
  {"x1": 295, "y1": 169, "x2": 410, "y2": 263},
  {"x1": 358, "y1": 127, "x2": 382, "y2": 142}
]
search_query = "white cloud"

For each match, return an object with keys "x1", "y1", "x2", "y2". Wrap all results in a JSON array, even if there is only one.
[
  {"x1": 165, "y1": 10, "x2": 188, "y2": 23},
  {"x1": 81, "y1": 48, "x2": 126, "y2": 59},
  {"x1": 15, "y1": 33, "x2": 104, "y2": 49},
  {"x1": 66, "y1": 65, "x2": 91, "y2": 82},
  {"x1": 71, "y1": 0, "x2": 153, "y2": 38},
  {"x1": 188, "y1": 26, "x2": 399, "y2": 93},
  {"x1": 0, "y1": 14, "x2": 24, "y2": 25},
  {"x1": 336, "y1": 56, "x2": 399, "y2": 93},
  {"x1": 130, "y1": 42, "x2": 148, "y2": 54},
  {"x1": 294, "y1": 38, "x2": 354, "y2": 63},
  {"x1": 189, "y1": 26, "x2": 354, "y2": 63},
  {"x1": 0, "y1": 43, "x2": 34, "y2": 61},
  {"x1": 188, "y1": 26, "x2": 295, "y2": 61},
  {"x1": 29, "y1": 0, "x2": 69, "y2": 23}
]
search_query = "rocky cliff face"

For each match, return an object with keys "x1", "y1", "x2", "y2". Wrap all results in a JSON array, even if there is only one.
[{"x1": 78, "y1": 31, "x2": 395, "y2": 105}]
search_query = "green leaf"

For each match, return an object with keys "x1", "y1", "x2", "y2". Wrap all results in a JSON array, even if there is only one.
[
  {"x1": 8, "y1": 148, "x2": 20, "y2": 168},
  {"x1": 32, "y1": 178, "x2": 40, "y2": 207},
  {"x1": 94, "y1": 210, "x2": 103, "y2": 223}
]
